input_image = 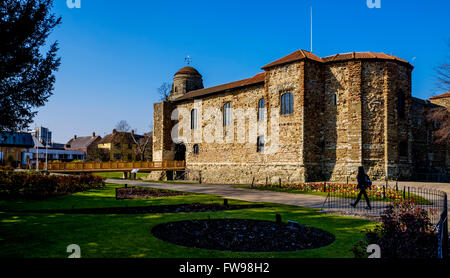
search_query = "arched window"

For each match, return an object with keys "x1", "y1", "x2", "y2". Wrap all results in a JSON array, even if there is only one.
[
  {"x1": 281, "y1": 93, "x2": 293, "y2": 115},
  {"x1": 257, "y1": 136, "x2": 264, "y2": 153},
  {"x1": 397, "y1": 92, "x2": 405, "y2": 119},
  {"x1": 399, "y1": 141, "x2": 408, "y2": 157},
  {"x1": 223, "y1": 102, "x2": 232, "y2": 126},
  {"x1": 193, "y1": 144, "x2": 199, "y2": 155},
  {"x1": 191, "y1": 109, "x2": 197, "y2": 130},
  {"x1": 258, "y1": 98, "x2": 265, "y2": 121},
  {"x1": 332, "y1": 93, "x2": 338, "y2": 106}
]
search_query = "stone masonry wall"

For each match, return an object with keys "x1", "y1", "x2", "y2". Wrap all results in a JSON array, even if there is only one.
[
  {"x1": 361, "y1": 61, "x2": 387, "y2": 179},
  {"x1": 152, "y1": 59, "x2": 421, "y2": 183},
  {"x1": 322, "y1": 62, "x2": 351, "y2": 181},
  {"x1": 303, "y1": 60, "x2": 325, "y2": 181},
  {"x1": 174, "y1": 61, "x2": 306, "y2": 184},
  {"x1": 430, "y1": 97, "x2": 450, "y2": 109}
]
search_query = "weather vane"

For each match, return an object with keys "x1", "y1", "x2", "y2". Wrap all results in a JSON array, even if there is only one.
[{"x1": 185, "y1": 55, "x2": 192, "y2": 65}]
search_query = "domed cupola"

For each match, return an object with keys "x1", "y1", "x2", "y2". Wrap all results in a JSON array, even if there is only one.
[{"x1": 169, "y1": 66, "x2": 204, "y2": 100}]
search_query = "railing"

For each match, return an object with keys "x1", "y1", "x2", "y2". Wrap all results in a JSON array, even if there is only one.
[
  {"x1": 321, "y1": 183, "x2": 448, "y2": 258},
  {"x1": 39, "y1": 161, "x2": 185, "y2": 172}
]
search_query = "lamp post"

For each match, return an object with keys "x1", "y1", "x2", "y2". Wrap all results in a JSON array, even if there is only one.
[
  {"x1": 36, "y1": 138, "x2": 39, "y2": 171},
  {"x1": 45, "y1": 132, "x2": 48, "y2": 171}
]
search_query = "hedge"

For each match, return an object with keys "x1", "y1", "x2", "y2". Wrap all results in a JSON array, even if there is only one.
[{"x1": 0, "y1": 171, "x2": 106, "y2": 199}]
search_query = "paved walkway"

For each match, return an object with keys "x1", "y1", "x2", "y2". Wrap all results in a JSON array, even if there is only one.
[
  {"x1": 106, "y1": 179, "x2": 329, "y2": 209},
  {"x1": 107, "y1": 179, "x2": 450, "y2": 231},
  {"x1": 108, "y1": 179, "x2": 450, "y2": 209}
]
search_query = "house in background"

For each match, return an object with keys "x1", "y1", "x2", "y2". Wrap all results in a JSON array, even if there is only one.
[
  {"x1": 0, "y1": 132, "x2": 34, "y2": 166},
  {"x1": 65, "y1": 132, "x2": 102, "y2": 161},
  {"x1": 22, "y1": 144, "x2": 85, "y2": 168},
  {"x1": 1, "y1": 126, "x2": 87, "y2": 168},
  {"x1": 97, "y1": 129, "x2": 149, "y2": 162}
]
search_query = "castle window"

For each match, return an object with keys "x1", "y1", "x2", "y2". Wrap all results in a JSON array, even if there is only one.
[
  {"x1": 258, "y1": 98, "x2": 265, "y2": 121},
  {"x1": 223, "y1": 102, "x2": 232, "y2": 126},
  {"x1": 397, "y1": 92, "x2": 405, "y2": 119},
  {"x1": 257, "y1": 136, "x2": 264, "y2": 153},
  {"x1": 332, "y1": 94, "x2": 338, "y2": 106},
  {"x1": 193, "y1": 144, "x2": 199, "y2": 155},
  {"x1": 191, "y1": 109, "x2": 197, "y2": 130},
  {"x1": 281, "y1": 93, "x2": 293, "y2": 115},
  {"x1": 399, "y1": 141, "x2": 408, "y2": 157},
  {"x1": 174, "y1": 86, "x2": 178, "y2": 93}
]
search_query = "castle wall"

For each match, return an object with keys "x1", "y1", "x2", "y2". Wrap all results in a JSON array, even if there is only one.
[
  {"x1": 383, "y1": 62, "x2": 413, "y2": 180},
  {"x1": 361, "y1": 61, "x2": 387, "y2": 179},
  {"x1": 174, "y1": 61, "x2": 306, "y2": 184},
  {"x1": 152, "y1": 101, "x2": 176, "y2": 162},
  {"x1": 151, "y1": 57, "x2": 437, "y2": 184},
  {"x1": 303, "y1": 61, "x2": 325, "y2": 180},
  {"x1": 430, "y1": 97, "x2": 450, "y2": 109},
  {"x1": 322, "y1": 62, "x2": 352, "y2": 181}
]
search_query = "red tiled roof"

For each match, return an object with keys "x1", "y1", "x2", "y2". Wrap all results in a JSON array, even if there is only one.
[
  {"x1": 173, "y1": 50, "x2": 413, "y2": 102},
  {"x1": 261, "y1": 49, "x2": 323, "y2": 69},
  {"x1": 261, "y1": 50, "x2": 413, "y2": 69},
  {"x1": 322, "y1": 52, "x2": 411, "y2": 66},
  {"x1": 175, "y1": 72, "x2": 265, "y2": 101},
  {"x1": 175, "y1": 66, "x2": 202, "y2": 76},
  {"x1": 429, "y1": 92, "x2": 450, "y2": 100}
]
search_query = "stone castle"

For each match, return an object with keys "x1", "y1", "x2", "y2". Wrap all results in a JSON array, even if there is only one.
[{"x1": 152, "y1": 49, "x2": 450, "y2": 184}]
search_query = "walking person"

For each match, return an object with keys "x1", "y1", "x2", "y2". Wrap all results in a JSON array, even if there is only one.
[{"x1": 351, "y1": 166, "x2": 372, "y2": 210}]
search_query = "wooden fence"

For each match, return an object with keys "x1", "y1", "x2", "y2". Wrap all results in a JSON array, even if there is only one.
[{"x1": 39, "y1": 161, "x2": 185, "y2": 172}]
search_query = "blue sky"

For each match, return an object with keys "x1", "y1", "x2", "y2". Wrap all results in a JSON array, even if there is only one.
[{"x1": 32, "y1": 0, "x2": 450, "y2": 143}]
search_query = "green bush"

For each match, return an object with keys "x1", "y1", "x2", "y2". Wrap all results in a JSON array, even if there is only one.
[
  {"x1": 0, "y1": 171, "x2": 106, "y2": 199},
  {"x1": 352, "y1": 200, "x2": 438, "y2": 258}
]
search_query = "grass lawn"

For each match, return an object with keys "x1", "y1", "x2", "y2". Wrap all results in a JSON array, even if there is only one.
[
  {"x1": 0, "y1": 184, "x2": 376, "y2": 258},
  {"x1": 236, "y1": 185, "x2": 432, "y2": 205}
]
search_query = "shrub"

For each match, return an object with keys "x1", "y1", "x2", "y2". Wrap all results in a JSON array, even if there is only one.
[
  {"x1": 352, "y1": 200, "x2": 438, "y2": 258},
  {"x1": 0, "y1": 171, "x2": 106, "y2": 199}
]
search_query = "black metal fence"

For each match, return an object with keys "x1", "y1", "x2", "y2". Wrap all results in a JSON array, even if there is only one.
[{"x1": 321, "y1": 182, "x2": 448, "y2": 258}]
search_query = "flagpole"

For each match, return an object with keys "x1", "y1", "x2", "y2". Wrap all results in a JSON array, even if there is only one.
[
  {"x1": 45, "y1": 132, "x2": 48, "y2": 171},
  {"x1": 311, "y1": 6, "x2": 313, "y2": 53}
]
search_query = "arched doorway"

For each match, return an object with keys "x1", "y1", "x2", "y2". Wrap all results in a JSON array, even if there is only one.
[
  {"x1": 168, "y1": 143, "x2": 186, "y2": 181},
  {"x1": 174, "y1": 143, "x2": 186, "y2": 161}
]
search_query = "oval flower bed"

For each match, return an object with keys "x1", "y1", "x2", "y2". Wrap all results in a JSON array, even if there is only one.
[{"x1": 152, "y1": 218, "x2": 335, "y2": 252}]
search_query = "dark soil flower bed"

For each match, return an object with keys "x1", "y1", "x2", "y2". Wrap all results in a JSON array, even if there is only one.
[
  {"x1": 152, "y1": 219, "x2": 335, "y2": 252},
  {"x1": 116, "y1": 187, "x2": 188, "y2": 199},
  {"x1": 22, "y1": 203, "x2": 264, "y2": 214}
]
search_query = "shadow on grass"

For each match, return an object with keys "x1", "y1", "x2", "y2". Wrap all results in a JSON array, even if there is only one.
[{"x1": 0, "y1": 183, "x2": 376, "y2": 258}]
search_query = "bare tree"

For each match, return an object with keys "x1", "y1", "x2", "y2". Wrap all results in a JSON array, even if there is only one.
[
  {"x1": 435, "y1": 40, "x2": 450, "y2": 92},
  {"x1": 427, "y1": 40, "x2": 450, "y2": 147},
  {"x1": 158, "y1": 82, "x2": 172, "y2": 101},
  {"x1": 426, "y1": 107, "x2": 449, "y2": 147},
  {"x1": 115, "y1": 120, "x2": 131, "y2": 132},
  {"x1": 131, "y1": 130, "x2": 152, "y2": 161}
]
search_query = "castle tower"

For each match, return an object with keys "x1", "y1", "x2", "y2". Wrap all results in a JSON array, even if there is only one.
[{"x1": 169, "y1": 66, "x2": 203, "y2": 100}]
